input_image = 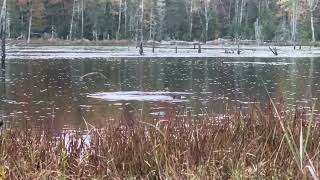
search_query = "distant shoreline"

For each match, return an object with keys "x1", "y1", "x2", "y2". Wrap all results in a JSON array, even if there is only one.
[{"x1": 7, "y1": 38, "x2": 320, "y2": 47}]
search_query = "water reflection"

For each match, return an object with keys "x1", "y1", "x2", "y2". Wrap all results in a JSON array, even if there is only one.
[{"x1": 0, "y1": 57, "x2": 319, "y2": 133}]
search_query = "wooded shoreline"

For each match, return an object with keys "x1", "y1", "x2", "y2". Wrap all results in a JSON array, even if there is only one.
[{"x1": 7, "y1": 39, "x2": 320, "y2": 47}]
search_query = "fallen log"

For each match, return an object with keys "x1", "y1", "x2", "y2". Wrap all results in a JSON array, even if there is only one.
[{"x1": 269, "y1": 47, "x2": 278, "y2": 56}]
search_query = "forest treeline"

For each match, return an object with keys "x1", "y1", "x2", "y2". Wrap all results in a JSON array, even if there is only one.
[{"x1": 3, "y1": 0, "x2": 320, "y2": 43}]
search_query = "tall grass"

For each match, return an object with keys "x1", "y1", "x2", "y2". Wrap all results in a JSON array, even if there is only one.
[{"x1": 0, "y1": 103, "x2": 320, "y2": 179}]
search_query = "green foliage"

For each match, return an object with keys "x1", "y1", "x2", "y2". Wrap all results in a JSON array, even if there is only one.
[
  {"x1": 2, "y1": 0, "x2": 320, "y2": 42},
  {"x1": 260, "y1": 8, "x2": 276, "y2": 40},
  {"x1": 298, "y1": 21, "x2": 312, "y2": 42},
  {"x1": 164, "y1": 0, "x2": 189, "y2": 40},
  {"x1": 32, "y1": 0, "x2": 47, "y2": 33}
]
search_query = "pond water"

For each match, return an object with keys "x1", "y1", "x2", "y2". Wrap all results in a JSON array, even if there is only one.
[{"x1": 0, "y1": 57, "x2": 319, "y2": 133}]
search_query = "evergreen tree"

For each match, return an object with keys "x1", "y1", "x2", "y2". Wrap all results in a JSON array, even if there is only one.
[
  {"x1": 164, "y1": 0, "x2": 188, "y2": 40},
  {"x1": 32, "y1": 0, "x2": 47, "y2": 33}
]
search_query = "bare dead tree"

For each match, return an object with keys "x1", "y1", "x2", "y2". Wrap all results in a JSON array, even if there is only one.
[
  {"x1": 1, "y1": 12, "x2": 6, "y2": 66},
  {"x1": 239, "y1": 0, "x2": 246, "y2": 25},
  {"x1": 203, "y1": 0, "x2": 210, "y2": 42},
  {"x1": 0, "y1": 0, "x2": 7, "y2": 68},
  {"x1": 140, "y1": 0, "x2": 144, "y2": 43},
  {"x1": 307, "y1": 0, "x2": 319, "y2": 44},
  {"x1": 27, "y1": 0, "x2": 32, "y2": 44},
  {"x1": 291, "y1": 0, "x2": 298, "y2": 49},
  {"x1": 139, "y1": 42, "x2": 143, "y2": 55},
  {"x1": 189, "y1": 0, "x2": 194, "y2": 41},
  {"x1": 117, "y1": 0, "x2": 123, "y2": 40},
  {"x1": 81, "y1": 0, "x2": 84, "y2": 39},
  {"x1": 69, "y1": 0, "x2": 76, "y2": 40},
  {"x1": 124, "y1": 0, "x2": 127, "y2": 38}
]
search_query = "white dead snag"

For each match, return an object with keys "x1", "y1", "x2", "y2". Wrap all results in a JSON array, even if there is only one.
[
  {"x1": 27, "y1": 0, "x2": 32, "y2": 44},
  {"x1": 204, "y1": 1, "x2": 208, "y2": 42},
  {"x1": 117, "y1": 0, "x2": 122, "y2": 40},
  {"x1": 189, "y1": 0, "x2": 193, "y2": 41},
  {"x1": 234, "y1": 0, "x2": 242, "y2": 39},
  {"x1": 157, "y1": 0, "x2": 165, "y2": 40},
  {"x1": 124, "y1": 0, "x2": 127, "y2": 38},
  {"x1": 149, "y1": 4, "x2": 153, "y2": 40},
  {"x1": 307, "y1": 0, "x2": 319, "y2": 44},
  {"x1": 69, "y1": 0, "x2": 76, "y2": 40},
  {"x1": 140, "y1": 0, "x2": 144, "y2": 43},
  {"x1": 5, "y1": 10, "x2": 9, "y2": 38},
  {"x1": 203, "y1": 0, "x2": 210, "y2": 43},
  {"x1": 291, "y1": 0, "x2": 298, "y2": 49},
  {"x1": 81, "y1": 0, "x2": 84, "y2": 39},
  {"x1": 50, "y1": 19, "x2": 55, "y2": 40},
  {"x1": 239, "y1": 0, "x2": 246, "y2": 25},
  {"x1": 255, "y1": 18, "x2": 262, "y2": 45}
]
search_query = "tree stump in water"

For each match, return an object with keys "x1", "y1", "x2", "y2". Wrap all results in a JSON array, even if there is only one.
[
  {"x1": 152, "y1": 41, "x2": 155, "y2": 53},
  {"x1": 139, "y1": 42, "x2": 143, "y2": 55},
  {"x1": 237, "y1": 43, "x2": 240, "y2": 55}
]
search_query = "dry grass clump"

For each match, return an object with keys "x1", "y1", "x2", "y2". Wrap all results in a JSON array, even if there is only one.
[{"x1": 0, "y1": 103, "x2": 319, "y2": 179}]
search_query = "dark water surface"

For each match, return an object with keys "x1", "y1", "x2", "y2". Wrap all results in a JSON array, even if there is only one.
[{"x1": 0, "y1": 57, "x2": 319, "y2": 132}]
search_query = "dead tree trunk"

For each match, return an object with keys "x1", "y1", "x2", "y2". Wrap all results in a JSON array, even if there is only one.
[
  {"x1": 1, "y1": 28, "x2": 4, "y2": 69},
  {"x1": 117, "y1": 0, "x2": 122, "y2": 40},
  {"x1": 189, "y1": 0, "x2": 193, "y2": 41},
  {"x1": 69, "y1": 0, "x2": 76, "y2": 40},
  {"x1": 27, "y1": 0, "x2": 32, "y2": 44},
  {"x1": 149, "y1": 5, "x2": 153, "y2": 40},
  {"x1": 140, "y1": 0, "x2": 144, "y2": 43},
  {"x1": 139, "y1": 42, "x2": 143, "y2": 55},
  {"x1": 310, "y1": 12, "x2": 315, "y2": 44},
  {"x1": 124, "y1": 0, "x2": 127, "y2": 38},
  {"x1": 269, "y1": 47, "x2": 278, "y2": 56},
  {"x1": 239, "y1": 0, "x2": 245, "y2": 25},
  {"x1": 1, "y1": 17, "x2": 6, "y2": 68},
  {"x1": 307, "y1": 0, "x2": 319, "y2": 45},
  {"x1": 204, "y1": 0, "x2": 209, "y2": 42},
  {"x1": 152, "y1": 41, "x2": 155, "y2": 53},
  {"x1": 1, "y1": 0, "x2": 6, "y2": 69},
  {"x1": 291, "y1": 0, "x2": 298, "y2": 49},
  {"x1": 81, "y1": 0, "x2": 84, "y2": 39}
]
